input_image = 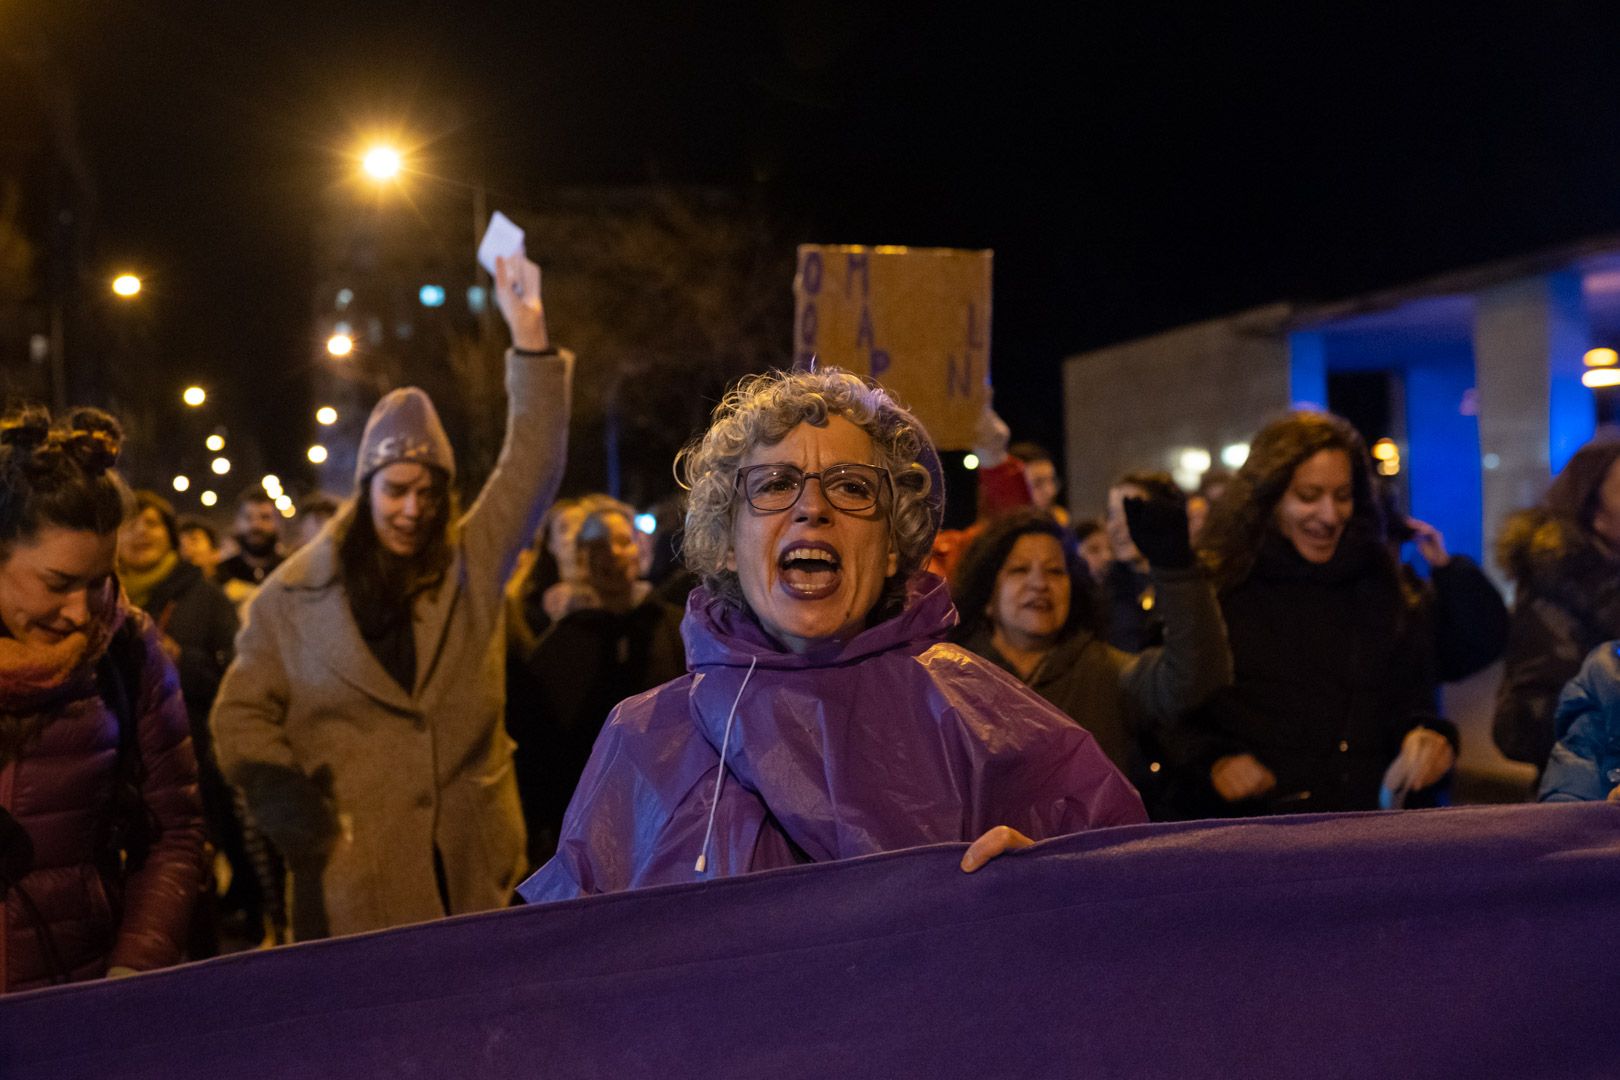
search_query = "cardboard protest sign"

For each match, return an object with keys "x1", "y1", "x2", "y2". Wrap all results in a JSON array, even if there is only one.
[{"x1": 793, "y1": 245, "x2": 992, "y2": 449}]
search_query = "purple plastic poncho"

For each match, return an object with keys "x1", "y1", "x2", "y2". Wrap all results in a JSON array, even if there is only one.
[{"x1": 519, "y1": 573, "x2": 1146, "y2": 903}]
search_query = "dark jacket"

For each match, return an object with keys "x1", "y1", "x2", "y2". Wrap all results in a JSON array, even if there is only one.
[
  {"x1": 1169, "y1": 534, "x2": 1457, "y2": 817},
  {"x1": 1102, "y1": 560, "x2": 1160, "y2": 652},
  {"x1": 1421, "y1": 556, "x2": 1509, "y2": 684},
  {"x1": 1492, "y1": 510, "x2": 1620, "y2": 769},
  {"x1": 0, "y1": 610, "x2": 206, "y2": 993},
  {"x1": 962, "y1": 565, "x2": 1231, "y2": 816},
  {"x1": 133, "y1": 560, "x2": 238, "y2": 763},
  {"x1": 510, "y1": 593, "x2": 686, "y2": 863},
  {"x1": 1538, "y1": 641, "x2": 1620, "y2": 802}
]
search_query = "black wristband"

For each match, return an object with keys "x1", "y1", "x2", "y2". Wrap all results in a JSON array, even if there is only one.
[{"x1": 511, "y1": 345, "x2": 558, "y2": 358}]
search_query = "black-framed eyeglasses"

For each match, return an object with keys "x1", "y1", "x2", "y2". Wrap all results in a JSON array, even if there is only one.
[{"x1": 735, "y1": 462, "x2": 890, "y2": 513}]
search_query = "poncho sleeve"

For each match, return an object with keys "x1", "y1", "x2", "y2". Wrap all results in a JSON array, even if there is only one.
[{"x1": 924, "y1": 645, "x2": 1149, "y2": 836}]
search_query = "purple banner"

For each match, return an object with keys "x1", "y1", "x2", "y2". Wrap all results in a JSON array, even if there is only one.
[{"x1": 4, "y1": 803, "x2": 1618, "y2": 1078}]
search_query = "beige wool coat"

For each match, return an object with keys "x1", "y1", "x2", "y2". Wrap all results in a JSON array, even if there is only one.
[{"x1": 211, "y1": 351, "x2": 570, "y2": 939}]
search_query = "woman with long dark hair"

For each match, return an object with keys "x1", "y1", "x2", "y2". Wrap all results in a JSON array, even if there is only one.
[
  {"x1": 212, "y1": 253, "x2": 571, "y2": 940},
  {"x1": 950, "y1": 507, "x2": 1230, "y2": 816},
  {"x1": 0, "y1": 407, "x2": 205, "y2": 992},
  {"x1": 1492, "y1": 434, "x2": 1620, "y2": 776},
  {"x1": 1169, "y1": 410, "x2": 1457, "y2": 817}
]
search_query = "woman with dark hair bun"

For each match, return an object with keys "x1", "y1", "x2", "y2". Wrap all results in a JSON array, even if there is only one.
[
  {"x1": 1491, "y1": 434, "x2": 1620, "y2": 775},
  {"x1": 950, "y1": 506, "x2": 1231, "y2": 817},
  {"x1": 1169, "y1": 410, "x2": 1458, "y2": 818},
  {"x1": 0, "y1": 406, "x2": 205, "y2": 993}
]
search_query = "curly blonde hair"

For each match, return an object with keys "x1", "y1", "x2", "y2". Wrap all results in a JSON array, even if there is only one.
[{"x1": 676, "y1": 367, "x2": 941, "y2": 611}]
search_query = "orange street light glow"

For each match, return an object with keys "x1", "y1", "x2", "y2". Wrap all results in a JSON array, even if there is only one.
[
  {"x1": 316, "y1": 406, "x2": 338, "y2": 426},
  {"x1": 182, "y1": 386, "x2": 206, "y2": 407},
  {"x1": 307, "y1": 444, "x2": 329, "y2": 464},
  {"x1": 326, "y1": 333, "x2": 354, "y2": 358},
  {"x1": 362, "y1": 145, "x2": 403, "y2": 180},
  {"x1": 112, "y1": 274, "x2": 142, "y2": 298},
  {"x1": 1584, "y1": 348, "x2": 1618, "y2": 368}
]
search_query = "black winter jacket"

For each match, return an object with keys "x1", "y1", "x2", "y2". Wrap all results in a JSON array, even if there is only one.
[
  {"x1": 1168, "y1": 534, "x2": 1457, "y2": 817},
  {"x1": 133, "y1": 560, "x2": 238, "y2": 764}
]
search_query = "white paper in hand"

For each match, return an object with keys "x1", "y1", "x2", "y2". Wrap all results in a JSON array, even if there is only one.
[{"x1": 477, "y1": 211, "x2": 526, "y2": 277}]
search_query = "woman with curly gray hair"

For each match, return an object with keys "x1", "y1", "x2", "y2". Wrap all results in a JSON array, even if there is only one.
[{"x1": 519, "y1": 368, "x2": 1145, "y2": 903}]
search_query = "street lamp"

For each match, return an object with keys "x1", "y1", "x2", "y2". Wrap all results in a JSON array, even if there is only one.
[
  {"x1": 211, "y1": 456, "x2": 231, "y2": 475},
  {"x1": 111, "y1": 274, "x2": 142, "y2": 298},
  {"x1": 316, "y1": 406, "x2": 338, "y2": 426},
  {"x1": 172, "y1": 475, "x2": 190, "y2": 493},
  {"x1": 200, "y1": 490, "x2": 218, "y2": 507},
  {"x1": 205, "y1": 434, "x2": 225, "y2": 452},
  {"x1": 307, "y1": 444, "x2": 329, "y2": 464},
  {"x1": 362, "y1": 145, "x2": 403, "y2": 181},
  {"x1": 326, "y1": 333, "x2": 354, "y2": 358},
  {"x1": 182, "y1": 386, "x2": 206, "y2": 407}
]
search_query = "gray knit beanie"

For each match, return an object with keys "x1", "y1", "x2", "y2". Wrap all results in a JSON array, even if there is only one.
[{"x1": 355, "y1": 387, "x2": 455, "y2": 486}]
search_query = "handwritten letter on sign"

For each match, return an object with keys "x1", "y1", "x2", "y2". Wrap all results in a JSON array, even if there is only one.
[{"x1": 793, "y1": 245, "x2": 992, "y2": 450}]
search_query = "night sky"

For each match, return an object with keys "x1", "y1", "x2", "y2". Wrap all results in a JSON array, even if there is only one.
[{"x1": 20, "y1": 3, "x2": 1620, "y2": 479}]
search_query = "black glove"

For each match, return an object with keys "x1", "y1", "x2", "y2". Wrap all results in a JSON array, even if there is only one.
[{"x1": 1123, "y1": 495, "x2": 1193, "y2": 570}]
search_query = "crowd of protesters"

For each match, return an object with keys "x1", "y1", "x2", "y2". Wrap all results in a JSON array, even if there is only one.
[{"x1": 6, "y1": 248, "x2": 1620, "y2": 992}]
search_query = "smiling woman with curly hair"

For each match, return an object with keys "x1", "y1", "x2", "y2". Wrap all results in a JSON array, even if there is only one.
[
  {"x1": 519, "y1": 367, "x2": 1145, "y2": 903},
  {"x1": 1164, "y1": 409, "x2": 1459, "y2": 818}
]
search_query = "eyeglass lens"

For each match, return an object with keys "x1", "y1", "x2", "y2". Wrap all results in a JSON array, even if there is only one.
[{"x1": 742, "y1": 464, "x2": 884, "y2": 511}]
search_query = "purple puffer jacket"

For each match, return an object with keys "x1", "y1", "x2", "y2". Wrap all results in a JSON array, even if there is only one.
[
  {"x1": 0, "y1": 610, "x2": 205, "y2": 993},
  {"x1": 520, "y1": 574, "x2": 1146, "y2": 903}
]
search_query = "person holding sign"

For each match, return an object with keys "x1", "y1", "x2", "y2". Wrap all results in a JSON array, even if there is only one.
[
  {"x1": 519, "y1": 367, "x2": 1143, "y2": 903},
  {"x1": 212, "y1": 251, "x2": 571, "y2": 940}
]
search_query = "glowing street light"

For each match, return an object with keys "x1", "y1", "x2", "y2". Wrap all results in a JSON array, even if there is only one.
[
  {"x1": 1583, "y1": 368, "x2": 1620, "y2": 388},
  {"x1": 962, "y1": 453, "x2": 981, "y2": 471},
  {"x1": 361, "y1": 145, "x2": 403, "y2": 181},
  {"x1": 205, "y1": 434, "x2": 225, "y2": 452},
  {"x1": 111, "y1": 274, "x2": 142, "y2": 298},
  {"x1": 262, "y1": 474, "x2": 281, "y2": 493},
  {"x1": 172, "y1": 475, "x2": 190, "y2": 493},
  {"x1": 315, "y1": 406, "x2": 338, "y2": 426},
  {"x1": 1584, "y1": 348, "x2": 1618, "y2": 368},
  {"x1": 200, "y1": 490, "x2": 218, "y2": 507},
  {"x1": 326, "y1": 333, "x2": 354, "y2": 358},
  {"x1": 182, "y1": 386, "x2": 207, "y2": 407},
  {"x1": 307, "y1": 444, "x2": 329, "y2": 465},
  {"x1": 211, "y1": 456, "x2": 231, "y2": 476}
]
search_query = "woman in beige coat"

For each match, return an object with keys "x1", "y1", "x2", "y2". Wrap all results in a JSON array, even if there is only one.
[{"x1": 211, "y1": 255, "x2": 570, "y2": 940}]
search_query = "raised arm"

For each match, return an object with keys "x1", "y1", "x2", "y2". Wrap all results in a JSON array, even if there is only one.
[
  {"x1": 1116, "y1": 496, "x2": 1233, "y2": 725},
  {"x1": 459, "y1": 253, "x2": 572, "y2": 611}
]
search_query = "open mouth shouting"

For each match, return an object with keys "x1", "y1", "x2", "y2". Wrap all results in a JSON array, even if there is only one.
[{"x1": 779, "y1": 541, "x2": 842, "y2": 599}]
